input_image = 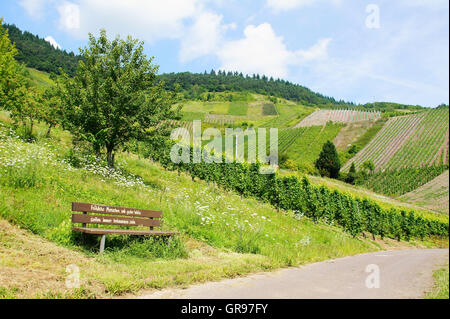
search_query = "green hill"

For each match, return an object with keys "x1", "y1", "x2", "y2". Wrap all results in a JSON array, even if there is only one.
[{"x1": 3, "y1": 23, "x2": 82, "y2": 76}]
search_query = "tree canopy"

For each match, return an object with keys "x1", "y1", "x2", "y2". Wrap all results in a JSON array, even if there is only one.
[
  {"x1": 315, "y1": 140, "x2": 341, "y2": 179},
  {"x1": 56, "y1": 30, "x2": 178, "y2": 166}
]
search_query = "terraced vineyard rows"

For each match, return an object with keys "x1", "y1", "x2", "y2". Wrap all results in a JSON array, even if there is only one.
[
  {"x1": 384, "y1": 108, "x2": 449, "y2": 170},
  {"x1": 342, "y1": 109, "x2": 449, "y2": 172},
  {"x1": 165, "y1": 120, "x2": 193, "y2": 141},
  {"x1": 204, "y1": 114, "x2": 236, "y2": 125},
  {"x1": 341, "y1": 112, "x2": 420, "y2": 172},
  {"x1": 278, "y1": 128, "x2": 306, "y2": 153},
  {"x1": 281, "y1": 123, "x2": 343, "y2": 167},
  {"x1": 295, "y1": 109, "x2": 381, "y2": 127},
  {"x1": 358, "y1": 165, "x2": 448, "y2": 197},
  {"x1": 400, "y1": 170, "x2": 449, "y2": 215}
]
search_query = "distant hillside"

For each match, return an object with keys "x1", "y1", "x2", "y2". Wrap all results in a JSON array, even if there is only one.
[
  {"x1": 3, "y1": 23, "x2": 82, "y2": 76},
  {"x1": 159, "y1": 71, "x2": 352, "y2": 107},
  {"x1": 400, "y1": 170, "x2": 449, "y2": 215}
]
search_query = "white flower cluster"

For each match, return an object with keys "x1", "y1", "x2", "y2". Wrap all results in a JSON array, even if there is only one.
[
  {"x1": 77, "y1": 156, "x2": 146, "y2": 188},
  {"x1": 0, "y1": 126, "x2": 62, "y2": 170},
  {"x1": 0, "y1": 125, "x2": 146, "y2": 189}
]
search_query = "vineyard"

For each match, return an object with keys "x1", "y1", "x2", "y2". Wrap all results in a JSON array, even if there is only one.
[
  {"x1": 400, "y1": 170, "x2": 449, "y2": 215},
  {"x1": 295, "y1": 109, "x2": 381, "y2": 127},
  {"x1": 342, "y1": 108, "x2": 449, "y2": 172},
  {"x1": 262, "y1": 103, "x2": 278, "y2": 116},
  {"x1": 279, "y1": 123, "x2": 343, "y2": 167},
  {"x1": 153, "y1": 143, "x2": 449, "y2": 241},
  {"x1": 357, "y1": 165, "x2": 449, "y2": 197},
  {"x1": 384, "y1": 108, "x2": 449, "y2": 170}
]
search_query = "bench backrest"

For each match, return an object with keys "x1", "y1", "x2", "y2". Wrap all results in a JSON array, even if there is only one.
[{"x1": 71, "y1": 202, "x2": 163, "y2": 229}]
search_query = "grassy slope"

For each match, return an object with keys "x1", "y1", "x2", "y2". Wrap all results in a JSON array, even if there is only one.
[
  {"x1": 0, "y1": 114, "x2": 386, "y2": 298},
  {"x1": 25, "y1": 67, "x2": 54, "y2": 88},
  {"x1": 282, "y1": 123, "x2": 343, "y2": 168},
  {"x1": 425, "y1": 264, "x2": 449, "y2": 299},
  {"x1": 400, "y1": 170, "x2": 449, "y2": 215}
]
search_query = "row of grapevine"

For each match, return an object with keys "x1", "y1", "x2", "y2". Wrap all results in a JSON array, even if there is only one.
[
  {"x1": 151, "y1": 144, "x2": 449, "y2": 240},
  {"x1": 278, "y1": 128, "x2": 307, "y2": 153},
  {"x1": 295, "y1": 109, "x2": 381, "y2": 127},
  {"x1": 357, "y1": 165, "x2": 449, "y2": 197},
  {"x1": 400, "y1": 170, "x2": 449, "y2": 214},
  {"x1": 384, "y1": 108, "x2": 449, "y2": 170},
  {"x1": 341, "y1": 113, "x2": 425, "y2": 172},
  {"x1": 343, "y1": 109, "x2": 449, "y2": 173},
  {"x1": 283, "y1": 123, "x2": 343, "y2": 166},
  {"x1": 204, "y1": 114, "x2": 236, "y2": 125}
]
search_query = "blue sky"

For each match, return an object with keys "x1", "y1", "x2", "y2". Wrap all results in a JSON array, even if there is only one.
[{"x1": 1, "y1": 0, "x2": 448, "y2": 107}]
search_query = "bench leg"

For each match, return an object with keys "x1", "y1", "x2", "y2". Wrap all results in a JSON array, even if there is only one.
[{"x1": 99, "y1": 234, "x2": 106, "y2": 254}]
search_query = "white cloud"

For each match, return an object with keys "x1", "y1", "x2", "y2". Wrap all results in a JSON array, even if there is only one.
[
  {"x1": 44, "y1": 35, "x2": 62, "y2": 49},
  {"x1": 296, "y1": 38, "x2": 331, "y2": 62},
  {"x1": 57, "y1": 2, "x2": 80, "y2": 30},
  {"x1": 266, "y1": 0, "x2": 341, "y2": 12},
  {"x1": 179, "y1": 12, "x2": 224, "y2": 63},
  {"x1": 19, "y1": 0, "x2": 46, "y2": 19},
  {"x1": 400, "y1": 0, "x2": 449, "y2": 8},
  {"x1": 267, "y1": 0, "x2": 315, "y2": 11},
  {"x1": 217, "y1": 23, "x2": 331, "y2": 78},
  {"x1": 54, "y1": 0, "x2": 207, "y2": 43},
  {"x1": 179, "y1": 12, "x2": 236, "y2": 63}
]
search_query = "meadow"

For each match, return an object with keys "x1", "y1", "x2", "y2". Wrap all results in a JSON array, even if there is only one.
[{"x1": 0, "y1": 114, "x2": 390, "y2": 298}]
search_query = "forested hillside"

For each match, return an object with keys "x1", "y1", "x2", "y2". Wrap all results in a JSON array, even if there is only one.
[
  {"x1": 2, "y1": 23, "x2": 82, "y2": 76},
  {"x1": 159, "y1": 71, "x2": 350, "y2": 107},
  {"x1": 159, "y1": 72, "x2": 426, "y2": 111}
]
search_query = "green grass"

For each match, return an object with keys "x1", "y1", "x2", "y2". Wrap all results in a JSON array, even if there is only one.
[
  {"x1": 262, "y1": 103, "x2": 278, "y2": 116},
  {"x1": 283, "y1": 123, "x2": 343, "y2": 168},
  {"x1": 425, "y1": 265, "x2": 449, "y2": 299},
  {"x1": 0, "y1": 117, "x2": 381, "y2": 297},
  {"x1": 228, "y1": 102, "x2": 248, "y2": 116},
  {"x1": 260, "y1": 104, "x2": 314, "y2": 128},
  {"x1": 181, "y1": 112, "x2": 205, "y2": 121},
  {"x1": 25, "y1": 67, "x2": 54, "y2": 88},
  {"x1": 339, "y1": 118, "x2": 387, "y2": 165}
]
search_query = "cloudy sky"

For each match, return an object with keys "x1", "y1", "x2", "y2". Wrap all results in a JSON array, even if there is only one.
[{"x1": 1, "y1": 0, "x2": 448, "y2": 107}]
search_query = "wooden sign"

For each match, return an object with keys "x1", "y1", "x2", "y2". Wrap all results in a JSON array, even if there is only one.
[
  {"x1": 72, "y1": 202, "x2": 162, "y2": 218},
  {"x1": 72, "y1": 214, "x2": 162, "y2": 227}
]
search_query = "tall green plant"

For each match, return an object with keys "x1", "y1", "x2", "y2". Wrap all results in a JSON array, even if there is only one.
[
  {"x1": 56, "y1": 29, "x2": 178, "y2": 166},
  {"x1": 315, "y1": 140, "x2": 341, "y2": 178}
]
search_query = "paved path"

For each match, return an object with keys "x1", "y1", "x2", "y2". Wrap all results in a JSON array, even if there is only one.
[{"x1": 140, "y1": 249, "x2": 448, "y2": 299}]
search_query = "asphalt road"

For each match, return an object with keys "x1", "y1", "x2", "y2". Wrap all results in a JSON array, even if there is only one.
[{"x1": 140, "y1": 249, "x2": 448, "y2": 299}]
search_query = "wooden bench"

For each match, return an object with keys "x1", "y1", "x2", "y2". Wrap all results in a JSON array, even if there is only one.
[{"x1": 71, "y1": 202, "x2": 178, "y2": 253}]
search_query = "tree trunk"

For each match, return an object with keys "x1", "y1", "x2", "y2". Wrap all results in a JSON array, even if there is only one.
[
  {"x1": 107, "y1": 147, "x2": 115, "y2": 167},
  {"x1": 46, "y1": 124, "x2": 54, "y2": 138}
]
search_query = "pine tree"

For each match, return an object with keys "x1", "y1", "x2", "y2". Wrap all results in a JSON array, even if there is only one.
[{"x1": 315, "y1": 141, "x2": 341, "y2": 178}]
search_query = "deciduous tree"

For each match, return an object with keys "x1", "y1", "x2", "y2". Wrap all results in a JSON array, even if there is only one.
[{"x1": 56, "y1": 29, "x2": 178, "y2": 166}]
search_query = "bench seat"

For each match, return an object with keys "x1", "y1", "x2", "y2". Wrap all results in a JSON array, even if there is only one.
[{"x1": 72, "y1": 227, "x2": 178, "y2": 236}]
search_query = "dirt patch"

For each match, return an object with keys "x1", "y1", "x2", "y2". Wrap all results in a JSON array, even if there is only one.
[
  {"x1": 334, "y1": 121, "x2": 374, "y2": 151},
  {"x1": 0, "y1": 219, "x2": 105, "y2": 298}
]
